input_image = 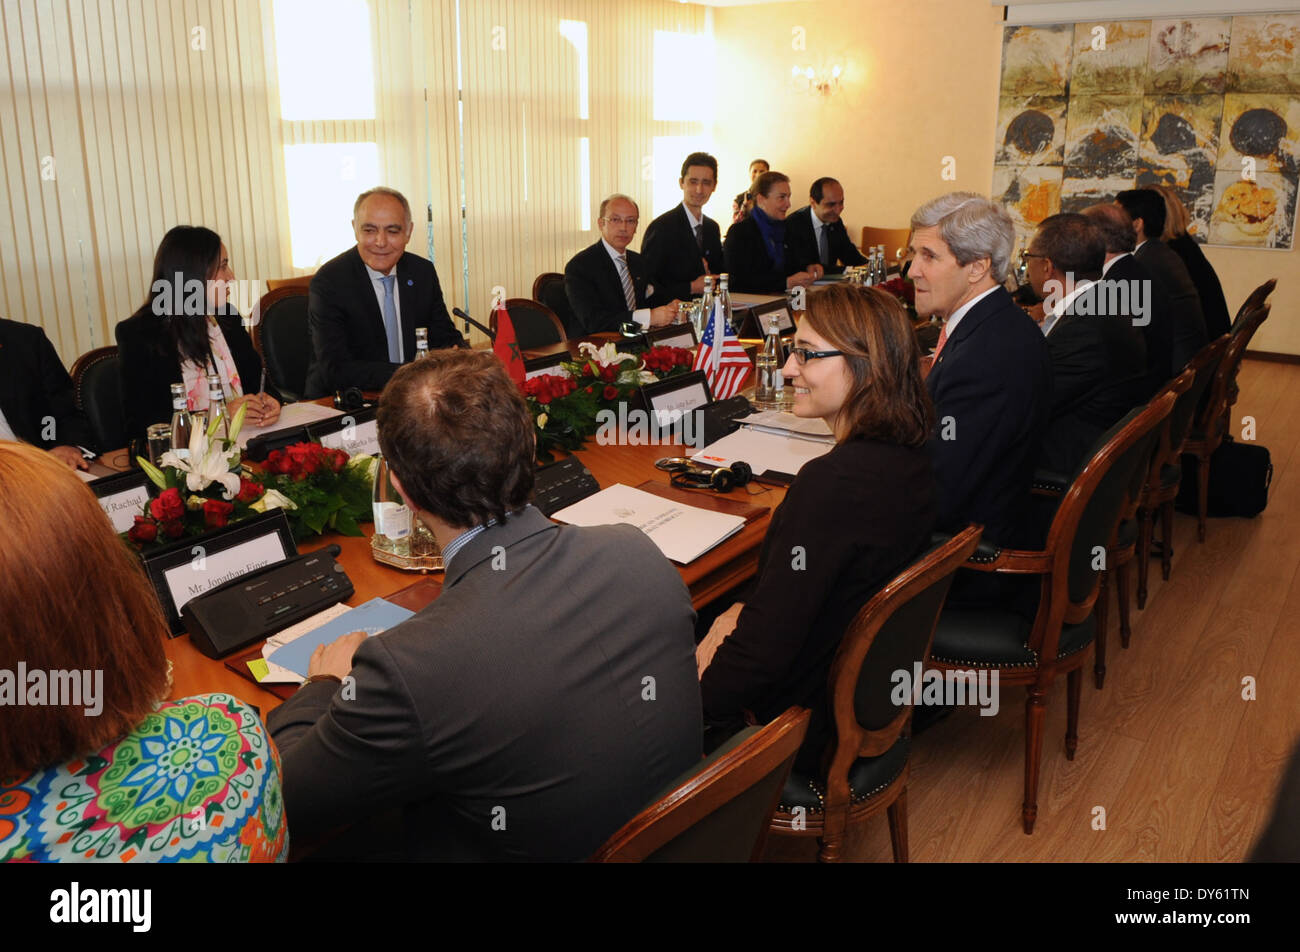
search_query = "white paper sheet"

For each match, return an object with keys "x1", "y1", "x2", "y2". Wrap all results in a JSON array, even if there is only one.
[
  {"x1": 235, "y1": 401, "x2": 344, "y2": 449},
  {"x1": 551, "y1": 483, "x2": 746, "y2": 565},
  {"x1": 691, "y1": 427, "x2": 833, "y2": 479}
]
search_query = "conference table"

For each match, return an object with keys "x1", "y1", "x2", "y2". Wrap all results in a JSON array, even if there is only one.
[{"x1": 146, "y1": 386, "x2": 790, "y2": 715}]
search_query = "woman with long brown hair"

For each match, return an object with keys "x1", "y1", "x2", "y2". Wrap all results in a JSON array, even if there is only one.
[
  {"x1": 697, "y1": 284, "x2": 937, "y2": 768},
  {"x1": 0, "y1": 442, "x2": 287, "y2": 862}
]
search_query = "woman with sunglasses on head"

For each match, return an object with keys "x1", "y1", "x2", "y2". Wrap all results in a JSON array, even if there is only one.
[
  {"x1": 116, "y1": 226, "x2": 281, "y2": 450},
  {"x1": 697, "y1": 284, "x2": 937, "y2": 768}
]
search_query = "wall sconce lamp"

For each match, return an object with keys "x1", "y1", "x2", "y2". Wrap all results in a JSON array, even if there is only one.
[{"x1": 791, "y1": 64, "x2": 842, "y2": 96}]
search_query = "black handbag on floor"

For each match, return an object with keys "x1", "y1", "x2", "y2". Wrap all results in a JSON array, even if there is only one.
[{"x1": 1176, "y1": 437, "x2": 1273, "y2": 518}]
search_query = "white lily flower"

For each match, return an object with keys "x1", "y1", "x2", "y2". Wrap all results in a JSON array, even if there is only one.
[
  {"x1": 158, "y1": 426, "x2": 242, "y2": 499},
  {"x1": 577, "y1": 341, "x2": 637, "y2": 368},
  {"x1": 251, "y1": 488, "x2": 298, "y2": 513}
]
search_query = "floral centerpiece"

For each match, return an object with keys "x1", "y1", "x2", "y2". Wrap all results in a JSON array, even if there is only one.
[
  {"x1": 875, "y1": 275, "x2": 920, "y2": 323},
  {"x1": 524, "y1": 341, "x2": 694, "y2": 460},
  {"x1": 124, "y1": 406, "x2": 374, "y2": 549}
]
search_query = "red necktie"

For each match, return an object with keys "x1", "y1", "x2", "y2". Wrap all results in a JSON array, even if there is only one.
[{"x1": 933, "y1": 321, "x2": 949, "y2": 358}]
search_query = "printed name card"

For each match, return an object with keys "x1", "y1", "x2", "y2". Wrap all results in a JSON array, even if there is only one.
[
  {"x1": 319, "y1": 418, "x2": 380, "y2": 457},
  {"x1": 91, "y1": 472, "x2": 152, "y2": 533},
  {"x1": 649, "y1": 379, "x2": 711, "y2": 428},
  {"x1": 162, "y1": 533, "x2": 290, "y2": 616},
  {"x1": 653, "y1": 329, "x2": 697, "y2": 350}
]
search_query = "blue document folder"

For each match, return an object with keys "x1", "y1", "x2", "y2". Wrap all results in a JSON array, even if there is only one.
[{"x1": 267, "y1": 597, "x2": 415, "y2": 678}]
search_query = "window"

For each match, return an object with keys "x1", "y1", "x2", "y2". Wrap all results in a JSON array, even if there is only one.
[{"x1": 283, "y1": 143, "x2": 380, "y2": 268}]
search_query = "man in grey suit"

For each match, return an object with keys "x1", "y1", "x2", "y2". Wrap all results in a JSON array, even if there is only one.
[
  {"x1": 268, "y1": 350, "x2": 702, "y2": 861},
  {"x1": 1116, "y1": 189, "x2": 1208, "y2": 372}
]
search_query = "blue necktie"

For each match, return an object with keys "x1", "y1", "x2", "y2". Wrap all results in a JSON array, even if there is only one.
[{"x1": 381, "y1": 275, "x2": 401, "y2": 362}]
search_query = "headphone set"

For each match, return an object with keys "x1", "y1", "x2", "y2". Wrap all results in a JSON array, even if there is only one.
[
  {"x1": 333, "y1": 387, "x2": 369, "y2": 411},
  {"x1": 655, "y1": 457, "x2": 754, "y2": 492}
]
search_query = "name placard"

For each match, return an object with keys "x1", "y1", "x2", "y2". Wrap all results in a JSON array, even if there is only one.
[
  {"x1": 318, "y1": 417, "x2": 380, "y2": 457},
  {"x1": 162, "y1": 534, "x2": 289, "y2": 616},
  {"x1": 646, "y1": 324, "x2": 698, "y2": 349},
  {"x1": 90, "y1": 471, "x2": 152, "y2": 533},
  {"x1": 649, "y1": 379, "x2": 711, "y2": 428},
  {"x1": 525, "y1": 353, "x2": 568, "y2": 380},
  {"x1": 753, "y1": 301, "x2": 794, "y2": 333},
  {"x1": 140, "y1": 510, "x2": 296, "y2": 635}
]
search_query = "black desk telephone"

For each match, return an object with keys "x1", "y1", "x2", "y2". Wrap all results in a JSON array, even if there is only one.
[{"x1": 182, "y1": 545, "x2": 355, "y2": 659}]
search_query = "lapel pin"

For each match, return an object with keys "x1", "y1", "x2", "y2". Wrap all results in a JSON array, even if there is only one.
[{"x1": 407, "y1": 279, "x2": 414, "y2": 286}]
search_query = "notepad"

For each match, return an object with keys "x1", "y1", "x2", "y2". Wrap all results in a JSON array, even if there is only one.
[
  {"x1": 265, "y1": 597, "x2": 414, "y2": 679},
  {"x1": 235, "y1": 401, "x2": 345, "y2": 449},
  {"x1": 690, "y1": 427, "x2": 833, "y2": 483},
  {"x1": 552, "y1": 483, "x2": 746, "y2": 565}
]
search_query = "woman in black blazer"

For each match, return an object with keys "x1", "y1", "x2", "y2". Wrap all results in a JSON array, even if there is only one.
[
  {"x1": 697, "y1": 284, "x2": 938, "y2": 768},
  {"x1": 1155, "y1": 185, "x2": 1231, "y2": 339},
  {"x1": 722, "y1": 171, "x2": 820, "y2": 294},
  {"x1": 117, "y1": 226, "x2": 280, "y2": 447}
]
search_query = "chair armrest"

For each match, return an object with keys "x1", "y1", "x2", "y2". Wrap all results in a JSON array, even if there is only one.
[
  {"x1": 1030, "y1": 468, "x2": 1070, "y2": 497},
  {"x1": 964, "y1": 546, "x2": 1051, "y2": 574}
]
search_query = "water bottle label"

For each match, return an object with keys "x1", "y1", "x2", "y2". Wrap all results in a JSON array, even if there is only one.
[{"x1": 373, "y1": 502, "x2": 412, "y2": 539}]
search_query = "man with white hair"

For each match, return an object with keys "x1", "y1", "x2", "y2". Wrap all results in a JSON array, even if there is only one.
[
  {"x1": 909, "y1": 191, "x2": 1052, "y2": 548},
  {"x1": 564, "y1": 194, "x2": 679, "y2": 336}
]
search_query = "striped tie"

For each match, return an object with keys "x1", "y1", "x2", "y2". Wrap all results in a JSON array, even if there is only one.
[
  {"x1": 933, "y1": 320, "x2": 949, "y2": 358},
  {"x1": 616, "y1": 254, "x2": 636, "y2": 311}
]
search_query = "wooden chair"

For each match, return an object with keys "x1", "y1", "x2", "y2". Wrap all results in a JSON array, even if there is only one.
[
  {"x1": 1135, "y1": 338, "x2": 1229, "y2": 608},
  {"x1": 1182, "y1": 301, "x2": 1272, "y2": 542},
  {"x1": 1092, "y1": 369, "x2": 1191, "y2": 684},
  {"x1": 70, "y1": 345, "x2": 126, "y2": 453},
  {"x1": 928, "y1": 388, "x2": 1178, "y2": 833},
  {"x1": 532, "y1": 272, "x2": 578, "y2": 336},
  {"x1": 494, "y1": 298, "x2": 566, "y2": 350},
  {"x1": 266, "y1": 275, "x2": 314, "y2": 291},
  {"x1": 859, "y1": 226, "x2": 912, "y2": 271},
  {"x1": 590, "y1": 707, "x2": 810, "y2": 862},
  {"x1": 769, "y1": 526, "x2": 984, "y2": 862},
  {"x1": 1232, "y1": 278, "x2": 1275, "y2": 331},
  {"x1": 252, "y1": 286, "x2": 311, "y2": 401}
]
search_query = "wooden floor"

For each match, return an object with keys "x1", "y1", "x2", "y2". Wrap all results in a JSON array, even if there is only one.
[{"x1": 766, "y1": 357, "x2": 1300, "y2": 863}]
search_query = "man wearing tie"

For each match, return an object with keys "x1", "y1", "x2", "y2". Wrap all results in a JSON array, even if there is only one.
[
  {"x1": 563, "y1": 195, "x2": 679, "y2": 337},
  {"x1": 304, "y1": 187, "x2": 463, "y2": 398},
  {"x1": 640, "y1": 153, "x2": 725, "y2": 302},
  {"x1": 785, "y1": 177, "x2": 868, "y2": 276}
]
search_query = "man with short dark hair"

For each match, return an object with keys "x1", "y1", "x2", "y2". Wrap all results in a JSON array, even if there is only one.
[
  {"x1": 785, "y1": 177, "x2": 868, "y2": 275},
  {"x1": 1083, "y1": 202, "x2": 1175, "y2": 395},
  {"x1": 640, "y1": 153, "x2": 726, "y2": 302},
  {"x1": 1024, "y1": 213, "x2": 1147, "y2": 475},
  {"x1": 269, "y1": 349, "x2": 702, "y2": 861},
  {"x1": 1115, "y1": 188, "x2": 1207, "y2": 373},
  {"x1": 564, "y1": 194, "x2": 679, "y2": 336},
  {"x1": 304, "y1": 187, "x2": 464, "y2": 398}
]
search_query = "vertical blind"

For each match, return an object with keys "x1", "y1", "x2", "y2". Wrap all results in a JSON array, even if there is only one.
[{"x1": 0, "y1": 0, "x2": 712, "y2": 363}]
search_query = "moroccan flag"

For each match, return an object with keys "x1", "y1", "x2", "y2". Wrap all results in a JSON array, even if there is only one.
[
  {"x1": 692, "y1": 298, "x2": 752, "y2": 399},
  {"x1": 493, "y1": 299, "x2": 526, "y2": 385}
]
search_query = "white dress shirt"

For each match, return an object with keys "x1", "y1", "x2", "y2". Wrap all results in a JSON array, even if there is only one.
[
  {"x1": 1041, "y1": 278, "x2": 1096, "y2": 337},
  {"x1": 602, "y1": 239, "x2": 652, "y2": 328},
  {"x1": 365, "y1": 262, "x2": 404, "y2": 362},
  {"x1": 942, "y1": 285, "x2": 999, "y2": 340}
]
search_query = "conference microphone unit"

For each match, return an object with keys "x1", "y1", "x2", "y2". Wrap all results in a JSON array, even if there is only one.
[{"x1": 453, "y1": 307, "x2": 496, "y2": 341}]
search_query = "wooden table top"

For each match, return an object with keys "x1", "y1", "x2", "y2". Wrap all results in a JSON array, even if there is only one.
[{"x1": 161, "y1": 429, "x2": 788, "y2": 713}]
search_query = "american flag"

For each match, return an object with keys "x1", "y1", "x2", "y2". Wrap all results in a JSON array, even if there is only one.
[{"x1": 693, "y1": 298, "x2": 752, "y2": 399}]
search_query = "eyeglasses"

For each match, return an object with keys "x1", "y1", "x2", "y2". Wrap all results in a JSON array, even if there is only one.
[
  {"x1": 1019, "y1": 251, "x2": 1046, "y2": 263},
  {"x1": 601, "y1": 217, "x2": 639, "y2": 227},
  {"x1": 790, "y1": 346, "x2": 844, "y2": 365}
]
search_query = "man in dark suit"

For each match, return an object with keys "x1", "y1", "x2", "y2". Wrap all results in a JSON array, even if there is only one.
[
  {"x1": 564, "y1": 194, "x2": 679, "y2": 336},
  {"x1": 0, "y1": 318, "x2": 95, "y2": 468},
  {"x1": 911, "y1": 192, "x2": 1052, "y2": 548},
  {"x1": 785, "y1": 177, "x2": 868, "y2": 275},
  {"x1": 269, "y1": 350, "x2": 702, "y2": 861},
  {"x1": 1084, "y1": 202, "x2": 1175, "y2": 396},
  {"x1": 1116, "y1": 188, "x2": 1208, "y2": 374},
  {"x1": 304, "y1": 187, "x2": 463, "y2": 398},
  {"x1": 1024, "y1": 213, "x2": 1148, "y2": 476},
  {"x1": 640, "y1": 152, "x2": 725, "y2": 302}
]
